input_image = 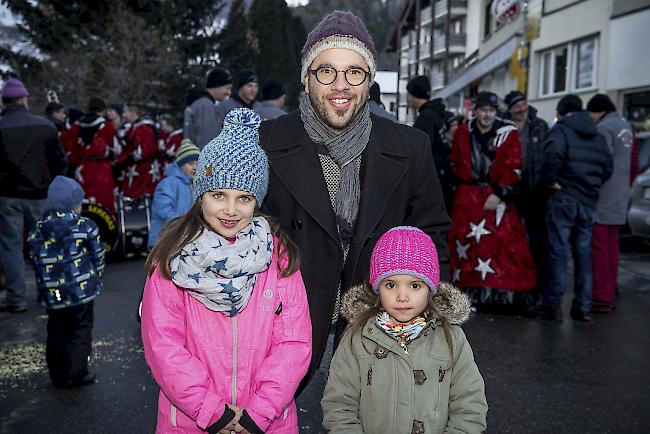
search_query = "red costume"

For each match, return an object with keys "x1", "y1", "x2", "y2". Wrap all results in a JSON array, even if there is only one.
[
  {"x1": 116, "y1": 117, "x2": 160, "y2": 198},
  {"x1": 448, "y1": 118, "x2": 536, "y2": 291},
  {"x1": 158, "y1": 129, "x2": 183, "y2": 176},
  {"x1": 68, "y1": 115, "x2": 119, "y2": 214}
]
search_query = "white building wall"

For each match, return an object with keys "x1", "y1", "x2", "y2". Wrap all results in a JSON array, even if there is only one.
[
  {"x1": 465, "y1": 0, "x2": 483, "y2": 55},
  {"x1": 606, "y1": 8, "x2": 650, "y2": 91}
]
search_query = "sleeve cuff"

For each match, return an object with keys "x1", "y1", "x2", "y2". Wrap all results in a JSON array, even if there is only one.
[
  {"x1": 239, "y1": 410, "x2": 265, "y2": 434},
  {"x1": 206, "y1": 405, "x2": 236, "y2": 434}
]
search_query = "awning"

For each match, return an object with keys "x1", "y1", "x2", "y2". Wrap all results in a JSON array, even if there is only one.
[{"x1": 433, "y1": 37, "x2": 518, "y2": 99}]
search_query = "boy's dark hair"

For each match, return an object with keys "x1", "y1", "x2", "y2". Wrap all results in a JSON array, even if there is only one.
[{"x1": 46, "y1": 102, "x2": 65, "y2": 116}]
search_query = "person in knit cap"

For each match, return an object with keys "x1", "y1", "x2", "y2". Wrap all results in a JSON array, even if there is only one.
[
  {"x1": 184, "y1": 67, "x2": 233, "y2": 149},
  {"x1": 539, "y1": 94, "x2": 613, "y2": 322},
  {"x1": 368, "y1": 82, "x2": 396, "y2": 121},
  {"x1": 448, "y1": 90, "x2": 537, "y2": 316},
  {"x1": 256, "y1": 78, "x2": 287, "y2": 121},
  {"x1": 148, "y1": 139, "x2": 200, "y2": 249},
  {"x1": 586, "y1": 94, "x2": 633, "y2": 313},
  {"x1": 502, "y1": 90, "x2": 550, "y2": 302},
  {"x1": 27, "y1": 175, "x2": 105, "y2": 388},
  {"x1": 214, "y1": 69, "x2": 263, "y2": 135},
  {"x1": 1, "y1": 78, "x2": 67, "y2": 313},
  {"x1": 141, "y1": 108, "x2": 311, "y2": 433},
  {"x1": 322, "y1": 226, "x2": 487, "y2": 433},
  {"x1": 259, "y1": 10, "x2": 450, "y2": 391}
]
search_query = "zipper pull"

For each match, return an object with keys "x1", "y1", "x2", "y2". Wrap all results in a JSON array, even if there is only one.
[
  {"x1": 438, "y1": 367, "x2": 446, "y2": 382},
  {"x1": 367, "y1": 366, "x2": 373, "y2": 385}
]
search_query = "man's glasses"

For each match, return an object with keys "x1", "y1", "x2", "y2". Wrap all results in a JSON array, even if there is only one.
[{"x1": 309, "y1": 66, "x2": 369, "y2": 86}]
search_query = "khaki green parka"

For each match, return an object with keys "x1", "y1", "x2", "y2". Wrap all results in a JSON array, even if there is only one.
[{"x1": 322, "y1": 283, "x2": 488, "y2": 434}]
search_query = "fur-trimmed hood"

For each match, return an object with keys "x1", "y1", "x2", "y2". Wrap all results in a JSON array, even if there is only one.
[{"x1": 341, "y1": 282, "x2": 471, "y2": 325}]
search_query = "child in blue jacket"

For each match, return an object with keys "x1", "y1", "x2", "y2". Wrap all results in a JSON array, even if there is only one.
[
  {"x1": 147, "y1": 139, "x2": 200, "y2": 249},
  {"x1": 28, "y1": 176, "x2": 105, "y2": 388}
]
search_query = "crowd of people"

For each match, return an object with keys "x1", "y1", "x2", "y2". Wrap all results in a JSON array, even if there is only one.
[{"x1": 0, "y1": 7, "x2": 638, "y2": 434}]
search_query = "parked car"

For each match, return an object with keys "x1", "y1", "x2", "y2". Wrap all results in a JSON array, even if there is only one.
[{"x1": 627, "y1": 132, "x2": 650, "y2": 238}]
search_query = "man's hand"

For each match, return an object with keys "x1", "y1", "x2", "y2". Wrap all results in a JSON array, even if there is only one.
[
  {"x1": 550, "y1": 183, "x2": 563, "y2": 191},
  {"x1": 483, "y1": 193, "x2": 501, "y2": 211}
]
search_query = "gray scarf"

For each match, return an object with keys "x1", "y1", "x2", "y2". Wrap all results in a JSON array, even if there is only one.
[
  {"x1": 299, "y1": 94, "x2": 371, "y2": 243},
  {"x1": 170, "y1": 217, "x2": 274, "y2": 316}
]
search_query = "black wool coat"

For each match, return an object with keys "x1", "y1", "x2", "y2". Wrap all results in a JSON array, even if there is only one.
[{"x1": 259, "y1": 111, "x2": 450, "y2": 386}]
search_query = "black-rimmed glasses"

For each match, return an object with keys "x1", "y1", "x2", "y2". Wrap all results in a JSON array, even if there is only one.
[{"x1": 309, "y1": 66, "x2": 369, "y2": 86}]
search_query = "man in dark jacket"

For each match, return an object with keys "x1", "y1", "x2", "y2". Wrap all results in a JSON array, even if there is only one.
[
  {"x1": 407, "y1": 76, "x2": 452, "y2": 209},
  {"x1": 260, "y1": 10, "x2": 449, "y2": 390},
  {"x1": 183, "y1": 67, "x2": 233, "y2": 148},
  {"x1": 214, "y1": 69, "x2": 262, "y2": 135},
  {"x1": 503, "y1": 90, "x2": 549, "y2": 297},
  {"x1": 539, "y1": 94, "x2": 613, "y2": 322},
  {"x1": 0, "y1": 78, "x2": 67, "y2": 313}
]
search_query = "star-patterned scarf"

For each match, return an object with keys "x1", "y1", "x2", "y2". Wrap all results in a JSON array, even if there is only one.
[
  {"x1": 375, "y1": 312, "x2": 428, "y2": 354},
  {"x1": 170, "y1": 216, "x2": 273, "y2": 316}
]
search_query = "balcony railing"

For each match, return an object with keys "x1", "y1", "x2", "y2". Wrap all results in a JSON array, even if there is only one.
[
  {"x1": 433, "y1": 32, "x2": 466, "y2": 54},
  {"x1": 434, "y1": 0, "x2": 467, "y2": 21},
  {"x1": 431, "y1": 71, "x2": 445, "y2": 89}
]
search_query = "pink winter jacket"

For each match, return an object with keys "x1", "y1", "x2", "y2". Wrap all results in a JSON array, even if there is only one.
[{"x1": 141, "y1": 245, "x2": 312, "y2": 433}]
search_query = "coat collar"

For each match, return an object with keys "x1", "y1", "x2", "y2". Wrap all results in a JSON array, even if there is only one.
[{"x1": 263, "y1": 111, "x2": 410, "y2": 246}]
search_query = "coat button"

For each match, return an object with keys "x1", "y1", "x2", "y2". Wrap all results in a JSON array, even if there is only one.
[
  {"x1": 291, "y1": 219, "x2": 303, "y2": 230},
  {"x1": 412, "y1": 420, "x2": 425, "y2": 434},
  {"x1": 374, "y1": 346, "x2": 388, "y2": 359},
  {"x1": 413, "y1": 370, "x2": 427, "y2": 385}
]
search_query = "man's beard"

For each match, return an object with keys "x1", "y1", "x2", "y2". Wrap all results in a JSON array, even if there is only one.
[
  {"x1": 308, "y1": 91, "x2": 362, "y2": 131},
  {"x1": 478, "y1": 117, "x2": 495, "y2": 129}
]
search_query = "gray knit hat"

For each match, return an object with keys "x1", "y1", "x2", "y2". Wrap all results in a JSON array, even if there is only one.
[
  {"x1": 301, "y1": 10, "x2": 377, "y2": 84},
  {"x1": 192, "y1": 108, "x2": 268, "y2": 203}
]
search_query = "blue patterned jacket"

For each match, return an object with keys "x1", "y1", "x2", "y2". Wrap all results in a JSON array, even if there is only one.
[{"x1": 28, "y1": 210, "x2": 105, "y2": 309}]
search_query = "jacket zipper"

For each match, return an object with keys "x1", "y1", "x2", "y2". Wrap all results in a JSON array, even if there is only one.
[
  {"x1": 232, "y1": 316, "x2": 238, "y2": 406},
  {"x1": 367, "y1": 365, "x2": 373, "y2": 385},
  {"x1": 171, "y1": 403, "x2": 177, "y2": 427}
]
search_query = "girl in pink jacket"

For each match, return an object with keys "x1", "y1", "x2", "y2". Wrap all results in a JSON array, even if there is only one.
[{"x1": 141, "y1": 108, "x2": 311, "y2": 434}]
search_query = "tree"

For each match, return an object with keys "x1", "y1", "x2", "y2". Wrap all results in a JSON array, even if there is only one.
[
  {"x1": 249, "y1": 0, "x2": 306, "y2": 108},
  {"x1": 217, "y1": 0, "x2": 257, "y2": 77},
  {"x1": 1, "y1": 0, "x2": 225, "y2": 115}
]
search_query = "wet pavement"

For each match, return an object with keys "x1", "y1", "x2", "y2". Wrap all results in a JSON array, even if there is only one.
[{"x1": 1, "y1": 245, "x2": 650, "y2": 433}]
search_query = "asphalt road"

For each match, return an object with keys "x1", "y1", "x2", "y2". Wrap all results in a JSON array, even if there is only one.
[{"x1": 1, "y1": 244, "x2": 649, "y2": 433}]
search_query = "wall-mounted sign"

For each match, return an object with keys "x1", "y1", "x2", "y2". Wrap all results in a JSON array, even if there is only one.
[{"x1": 491, "y1": 0, "x2": 521, "y2": 25}]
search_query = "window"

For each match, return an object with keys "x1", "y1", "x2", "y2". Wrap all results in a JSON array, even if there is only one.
[
  {"x1": 483, "y1": 2, "x2": 492, "y2": 38},
  {"x1": 539, "y1": 36, "x2": 598, "y2": 97}
]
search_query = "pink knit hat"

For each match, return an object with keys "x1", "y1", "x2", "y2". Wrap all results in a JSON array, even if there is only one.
[{"x1": 369, "y1": 226, "x2": 440, "y2": 293}]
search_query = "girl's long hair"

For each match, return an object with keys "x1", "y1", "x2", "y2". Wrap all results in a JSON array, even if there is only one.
[
  {"x1": 145, "y1": 199, "x2": 300, "y2": 279},
  {"x1": 345, "y1": 283, "x2": 455, "y2": 363}
]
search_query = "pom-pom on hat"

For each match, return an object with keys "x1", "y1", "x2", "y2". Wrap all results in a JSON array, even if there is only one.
[
  {"x1": 301, "y1": 10, "x2": 376, "y2": 84},
  {"x1": 193, "y1": 108, "x2": 268, "y2": 203},
  {"x1": 369, "y1": 226, "x2": 440, "y2": 294},
  {"x1": 47, "y1": 176, "x2": 85, "y2": 212}
]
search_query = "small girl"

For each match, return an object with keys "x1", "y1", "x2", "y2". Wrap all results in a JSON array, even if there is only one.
[
  {"x1": 141, "y1": 108, "x2": 312, "y2": 434},
  {"x1": 322, "y1": 226, "x2": 487, "y2": 434}
]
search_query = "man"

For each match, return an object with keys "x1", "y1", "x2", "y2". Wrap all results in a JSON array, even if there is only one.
[
  {"x1": 448, "y1": 91, "x2": 536, "y2": 315},
  {"x1": 106, "y1": 103, "x2": 123, "y2": 131},
  {"x1": 68, "y1": 97, "x2": 119, "y2": 214},
  {"x1": 184, "y1": 67, "x2": 233, "y2": 148},
  {"x1": 587, "y1": 94, "x2": 633, "y2": 313},
  {"x1": 368, "y1": 82, "x2": 396, "y2": 121},
  {"x1": 0, "y1": 78, "x2": 67, "y2": 313},
  {"x1": 214, "y1": 69, "x2": 262, "y2": 135},
  {"x1": 539, "y1": 95, "x2": 613, "y2": 322},
  {"x1": 256, "y1": 78, "x2": 287, "y2": 121},
  {"x1": 116, "y1": 103, "x2": 159, "y2": 198},
  {"x1": 259, "y1": 10, "x2": 449, "y2": 387},
  {"x1": 503, "y1": 90, "x2": 549, "y2": 297},
  {"x1": 407, "y1": 76, "x2": 451, "y2": 208}
]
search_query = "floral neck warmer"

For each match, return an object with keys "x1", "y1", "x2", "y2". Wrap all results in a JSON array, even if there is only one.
[
  {"x1": 375, "y1": 312, "x2": 428, "y2": 354},
  {"x1": 170, "y1": 216, "x2": 273, "y2": 316}
]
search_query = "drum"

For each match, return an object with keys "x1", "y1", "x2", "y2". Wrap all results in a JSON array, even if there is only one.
[
  {"x1": 117, "y1": 194, "x2": 151, "y2": 258},
  {"x1": 81, "y1": 201, "x2": 119, "y2": 254}
]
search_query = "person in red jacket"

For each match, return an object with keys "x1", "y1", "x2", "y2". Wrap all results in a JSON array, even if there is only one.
[
  {"x1": 448, "y1": 91, "x2": 536, "y2": 315},
  {"x1": 157, "y1": 114, "x2": 183, "y2": 176},
  {"x1": 68, "y1": 97, "x2": 119, "y2": 214},
  {"x1": 116, "y1": 103, "x2": 159, "y2": 198}
]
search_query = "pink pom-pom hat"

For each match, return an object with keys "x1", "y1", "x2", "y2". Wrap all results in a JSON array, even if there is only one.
[{"x1": 369, "y1": 226, "x2": 440, "y2": 293}]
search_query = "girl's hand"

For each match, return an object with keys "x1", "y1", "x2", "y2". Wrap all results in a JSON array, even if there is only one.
[
  {"x1": 483, "y1": 193, "x2": 501, "y2": 211},
  {"x1": 233, "y1": 423, "x2": 250, "y2": 433},
  {"x1": 218, "y1": 406, "x2": 244, "y2": 434}
]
